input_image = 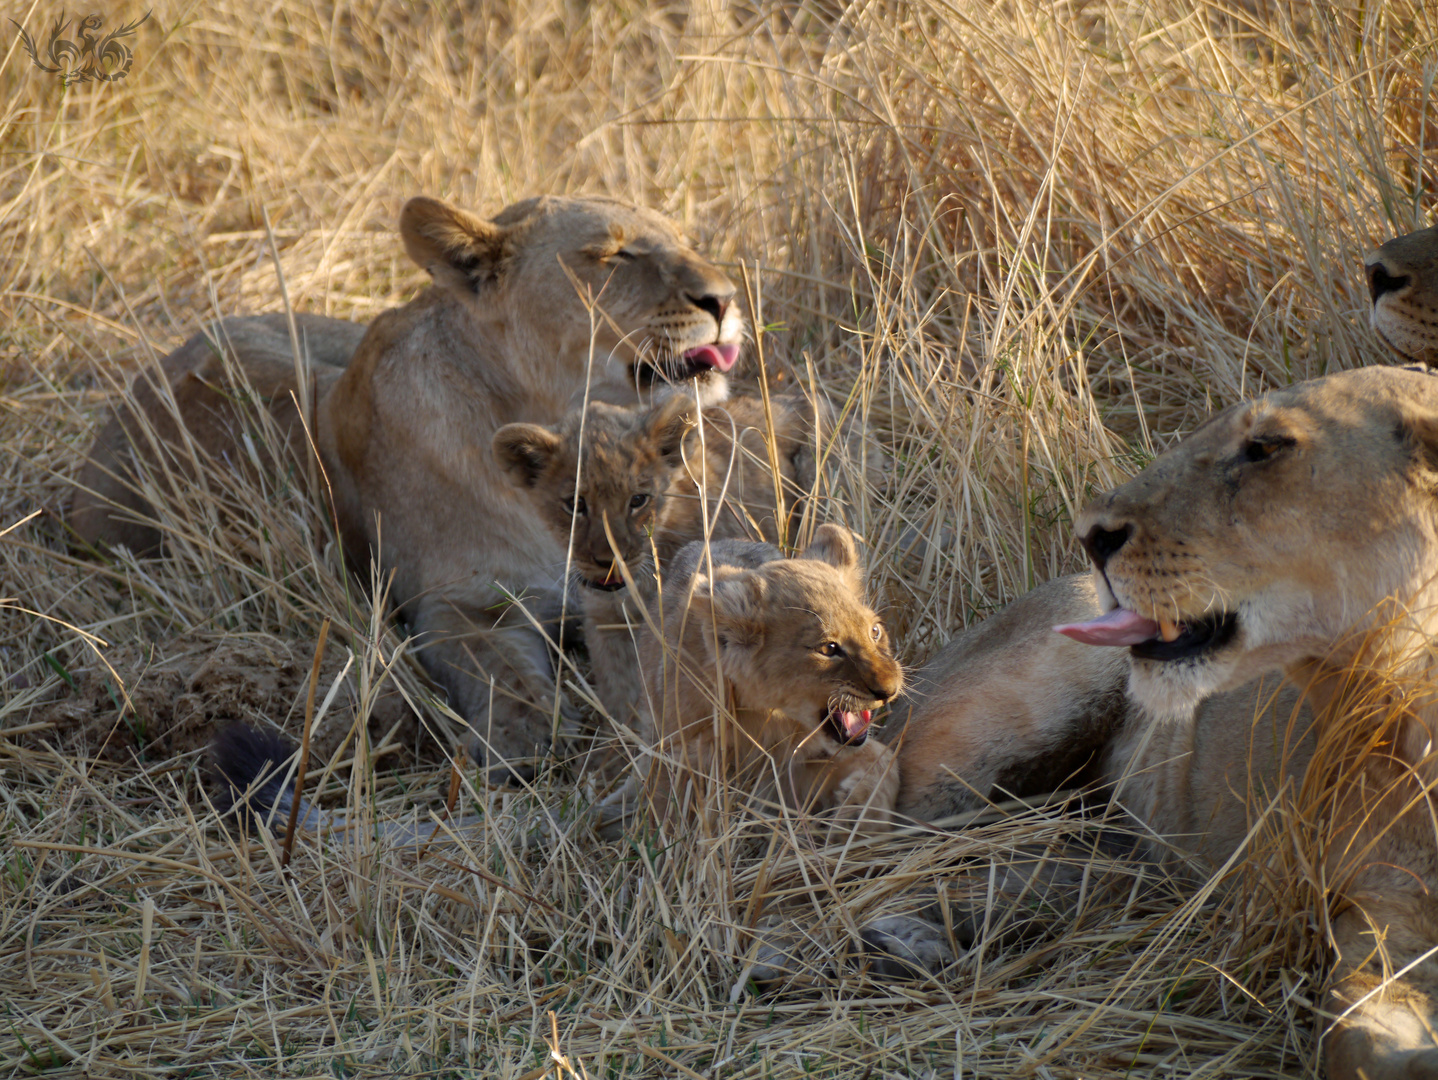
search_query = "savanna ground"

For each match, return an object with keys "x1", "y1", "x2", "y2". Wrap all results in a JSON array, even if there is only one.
[{"x1": 1, "y1": 0, "x2": 1433, "y2": 1076}]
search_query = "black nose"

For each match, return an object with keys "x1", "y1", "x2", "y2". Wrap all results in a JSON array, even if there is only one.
[
  {"x1": 688, "y1": 291, "x2": 734, "y2": 325},
  {"x1": 1082, "y1": 523, "x2": 1132, "y2": 570},
  {"x1": 1367, "y1": 262, "x2": 1410, "y2": 304}
]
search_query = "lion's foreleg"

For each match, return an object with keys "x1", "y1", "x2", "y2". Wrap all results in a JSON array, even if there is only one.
[
  {"x1": 1325, "y1": 893, "x2": 1438, "y2": 1080},
  {"x1": 409, "y1": 597, "x2": 569, "y2": 783}
]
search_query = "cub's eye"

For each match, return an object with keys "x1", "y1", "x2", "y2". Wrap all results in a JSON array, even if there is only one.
[
  {"x1": 817, "y1": 642, "x2": 845, "y2": 658},
  {"x1": 1241, "y1": 435, "x2": 1295, "y2": 464},
  {"x1": 870, "y1": 624, "x2": 883, "y2": 642},
  {"x1": 562, "y1": 496, "x2": 588, "y2": 517},
  {"x1": 629, "y1": 493, "x2": 651, "y2": 511},
  {"x1": 613, "y1": 249, "x2": 638, "y2": 262}
]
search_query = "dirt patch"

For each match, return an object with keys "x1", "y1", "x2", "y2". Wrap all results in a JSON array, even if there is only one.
[{"x1": 25, "y1": 634, "x2": 443, "y2": 771}]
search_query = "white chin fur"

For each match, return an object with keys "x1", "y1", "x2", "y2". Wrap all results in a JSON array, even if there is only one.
[{"x1": 1126, "y1": 657, "x2": 1225, "y2": 723}]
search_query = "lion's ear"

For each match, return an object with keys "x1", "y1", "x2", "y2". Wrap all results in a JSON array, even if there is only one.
[
  {"x1": 400, "y1": 197, "x2": 511, "y2": 294},
  {"x1": 493, "y1": 423, "x2": 562, "y2": 488},
  {"x1": 802, "y1": 524, "x2": 859, "y2": 573},
  {"x1": 645, "y1": 395, "x2": 698, "y2": 465},
  {"x1": 1397, "y1": 405, "x2": 1438, "y2": 479}
]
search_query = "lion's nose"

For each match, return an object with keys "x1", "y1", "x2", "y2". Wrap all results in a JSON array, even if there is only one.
[
  {"x1": 688, "y1": 290, "x2": 735, "y2": 326},
  {"x1": 1366, "y1": 259, "x2": 1410, "y2": 305},
  {"x1": 1081, "y1": 522, "x2": 1133, "y2": 571}
]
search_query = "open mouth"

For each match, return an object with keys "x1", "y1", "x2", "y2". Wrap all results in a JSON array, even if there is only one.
[
  {"x1": 822, "y1": 706, "x2": 873, "y2": 746},
  {"x1": 579, "y1": 569, "x2": 627, "y2": 592},
  {"x1": 1054, "y1": 607, "x2": 1239, "y2": 662},
  {"x1": 637, "y1": 343, "x2": 740, "y2": 387}
]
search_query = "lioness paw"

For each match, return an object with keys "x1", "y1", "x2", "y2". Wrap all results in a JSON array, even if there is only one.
[{"x1": 859, "y1": 914, "x2": 957, "y2": 979}]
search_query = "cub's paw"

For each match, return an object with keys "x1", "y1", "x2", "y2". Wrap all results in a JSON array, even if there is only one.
[{"x1": 859, "y1": 914, "x2": 957, "y2": 979}]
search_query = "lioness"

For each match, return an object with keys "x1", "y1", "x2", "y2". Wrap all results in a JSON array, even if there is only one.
[
  {"x1": 492, "y1": 392, "x2": 815, "y2": 729},
  {"x1": 601, "y1": 525, "x2": 902, "y2": 838},
  {"x1": 899, "y1": 366, "x2": 1438, "y2": 1080},
  {"x1": 71, "y1": 195, "x2": 745, "y2": 779},
  {"x1": 1367, "y1": 222, "x2": 1438, "y2": 366}
]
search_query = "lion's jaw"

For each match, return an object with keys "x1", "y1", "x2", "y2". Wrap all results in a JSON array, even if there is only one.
[{"x1": 1066, "y1": 367, "x2": 1438, "y2": 721}]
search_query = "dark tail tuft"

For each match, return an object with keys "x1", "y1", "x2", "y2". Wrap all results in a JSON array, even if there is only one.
[{"x1": 208, "y1": 723, "x2": 298, "y2": 832}]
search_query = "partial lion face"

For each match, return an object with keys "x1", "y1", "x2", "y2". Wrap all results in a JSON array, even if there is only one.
[
  {"x1": 401, "y1": 195, "x2": 744, "y2": 402},
  {"x1": 1061, "y1": 367, "x2": 1438, "y2": 717},
  {"x1": 693, "y1": 525, "x2": 904, "y2": 745},
  {"x1": 1367, "y1": 224, "x2": 1438, "y2": 367},
  {"x1": 493, "y1": 397, "x2": 697, "y2": 588}
]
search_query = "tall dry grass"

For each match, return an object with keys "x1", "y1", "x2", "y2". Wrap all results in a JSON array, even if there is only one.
[{"x1": 1, "y1": 0, "x2": 1434, "y2": 1076}]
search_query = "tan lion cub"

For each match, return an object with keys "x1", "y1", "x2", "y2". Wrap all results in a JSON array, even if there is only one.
[
  {"x1": 609, "y1": 525, "x2": 903, "y2": 837},
  {"x1": 492, "y1": 393, "x2": 813, "y2": 731}
]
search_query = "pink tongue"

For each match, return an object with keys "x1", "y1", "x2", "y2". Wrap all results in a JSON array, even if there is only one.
[
  {"x1": 1054, "y1": 608, "x2": 1162, "y2": 647},
  {"x1": 682, "y1": 343, "x2": 740, "y2": 372},
  {"x1": 839, "y1": 709, "x2": 873, "y2": 739}
]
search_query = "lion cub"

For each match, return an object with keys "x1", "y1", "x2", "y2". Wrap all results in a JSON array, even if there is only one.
[
  {"x1": 620, "y1": 525, "x2": 903, "y2": 837},
  {"x1": 492, "y1": 393, "x2": 813, "y2": 730}
]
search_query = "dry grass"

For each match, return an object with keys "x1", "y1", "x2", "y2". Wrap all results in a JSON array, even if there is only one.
[{"x1": 1, "y1": 0, "x2": 1434, "y2": 1075}]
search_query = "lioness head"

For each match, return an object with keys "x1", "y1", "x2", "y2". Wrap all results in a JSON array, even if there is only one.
[
  {"x1": 401, "y1": 195, "x2": 744, "y2": 401},
  {"x1": 1059, "y1": 366, "x2": 1438, "y2": 717},
  {"x1": 493, "y1": 396, "x2": 697, "y2": 589},
  {"x1": 1366, "y1": 224, "x2": 1438, "y2": 367},
  {"x1": 689, "y1": 525, "x2": 904, "y2": 745}
]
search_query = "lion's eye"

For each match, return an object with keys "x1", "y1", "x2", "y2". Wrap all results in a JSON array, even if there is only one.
[
  {"x1": 562, "y1": 496, "x2": 588, "y2": 517},
  {"x1": 629, "y1": 493, "x2": 650, "y2": 511},
  {"x1": 871, "y1": 624, "x2": 883, "y2": 642},
  {"x1": 817, "y1": 642, "x2": 845, "y2": 658},
  {"x1": 613, "y1": 249, "x2": 637, "y2": 261},
  {"x1": 1241, "y1": 435, "x2": 1295, "y2": 464}
]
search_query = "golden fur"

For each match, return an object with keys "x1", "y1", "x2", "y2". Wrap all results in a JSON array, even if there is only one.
[
  {"x1": 894, "y1": 366, "x2": 1438, "y2": 1075},
  {"x1": 602, "y1": 526, "x2": 902, "y2": 838},
  {"x1": 492, "y1": 393, "x2": 816, "y2": 729},
  {"x1": 1367, "y1": 224, "x2": 1438, "y2": 367},
  {"x1": 896, "y1": 574, "x2": 1312, "y2": 866},
  {"x1": 70, "y1": 195, "x2": 745, "y2": 778},
  {"x1": 1070, "y1": 365, "x2": 1438, "y2": 1080}
]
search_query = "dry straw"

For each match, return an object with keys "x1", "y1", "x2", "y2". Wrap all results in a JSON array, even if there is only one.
[{"x1": 1, "y1": 0, "x2": 1433, "y2": 1076}]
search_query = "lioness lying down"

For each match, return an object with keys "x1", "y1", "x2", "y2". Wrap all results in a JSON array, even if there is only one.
[
  {"x1": 1367, "y1": 222, "x2": 1438, "y2": 367},
  {"x1": 493, "y1": 392, "x2": 816, "y2": 731},
  {"x1": 71, "y1": 194, "x2": 745, "y2": 779},
  {"x1": 597, "y1": 525, "x2": 903, "y2": 839},
  {"x1": 897, "y1": 365, "x2": 1438, "y2": 1080}
]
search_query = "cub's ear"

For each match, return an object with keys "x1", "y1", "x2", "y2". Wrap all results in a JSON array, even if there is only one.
[
  {"x1": 802, "y1": 524, "x2": 859, "y2": 573},
  {"x1": 493, "y1": 423, "x2": 562, "y2": 488},
  {"x1": 400, "y1": 197, "x2": 511, "y2": 294},
  {"x1": 689, "y1": 568, "x2": 766, "y2": 647},
  {"x1": 644, "y1": 395, "x2": 699, "y2": 465}
]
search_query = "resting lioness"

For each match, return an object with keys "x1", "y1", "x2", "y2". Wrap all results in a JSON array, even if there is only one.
[
  {"x1": 70, "y1": 195, "x2": 745, "y2": 779},
  {"x1": 492, "y1": 392, "x2": 815, "y2": 729},
  {"x1": 1367, "y1": 222, "x2": 1438, "y2": 366},
  {"x1": 599, "y1": 526, "x2": 902, "y2": 838},
  {"x1": 898, "y1": 366, "x2": 1438, "y2": 1080}
]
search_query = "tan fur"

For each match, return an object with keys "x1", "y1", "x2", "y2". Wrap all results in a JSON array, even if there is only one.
[
  {"x1": 1367, "y1": 224, "x2": 1438, "y2": 366},
  {"x1": 1071, "y1": 365, "x2": 1438, "y2": 1080},
  {"x1": 896, "y1": 574, "x2": 1313, "y2": 866},
  {"x1": 609, "y1": 526, "x2": 903, "y2": 838},
  {"x1": 493, "y1": 393, "x2": 818, "y2": 729},
  {"x1": 70, "y1": 195, "x2": 745, "y2": 777}
]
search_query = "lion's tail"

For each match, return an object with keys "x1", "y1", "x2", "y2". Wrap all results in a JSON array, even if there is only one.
[
  {"x1": 209, "y1": 723, "x2": 332, "y2": 834},
  {"x1": 208, "y1": 723, "x2": 567, "y2": 849}
]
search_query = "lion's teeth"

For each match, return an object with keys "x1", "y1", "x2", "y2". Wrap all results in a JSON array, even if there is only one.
[{"x1": 1159, "y1": 618, "x2": 1181, "y2": 642}]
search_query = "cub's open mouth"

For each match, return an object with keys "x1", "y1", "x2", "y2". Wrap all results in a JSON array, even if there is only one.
[
  {"x1": 637, "y1": 343, "x2": 741, "y2": 386},
  {"x1": 822, "y1": 706, "x2": 873, "y2": 747},
  {"x1": 579, "y1": 570, "x2": 626, "y2": 592},
  {"x1": 1054, "y1": 607, "x2": 1238, "y2": 662}
]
